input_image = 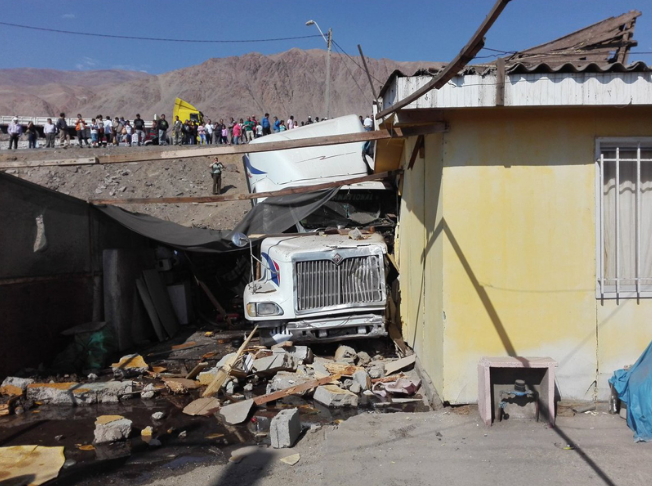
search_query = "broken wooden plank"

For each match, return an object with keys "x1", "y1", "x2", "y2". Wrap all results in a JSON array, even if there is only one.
[
  {"x1": 0, "y1": 157, "x2": 97, "y2": 169},
  {"x1": 384, "y1": 355, "x2": 417, "y2": 376},
  {"x1": 376, "y1": 0, "x2": 512, "y2": 119},
  {"x1": 183, "y1": 397, "x2": 221, "y2": 416},
  {"x1": 196, "y1": 278, "x2": 231, "y2": 325},
  {"x1": 407, "y1": 134, "x2": 425, "y2": 170},
  {"x1": 162, "y1": 378, "x2": 201, "y2": 394},
  {"x1": 253, "y1": 374, "x2": 341, "y2": 405},
  {"x1": 142, "y1": 269, "x2": 179, "y2": 338},
  {"x1": 186, "y1": 362, "x2": 209, "y2": 380},
  {"x1": 203, "y1": 326, "x2": 258, "y2": 397},
  {"x1": 135, "y1": 278, "x2": 166, "y2": 342},
  {"x1": 91, "y1": 170, "x2": 399, "y2": 205},
  {"x1": 323, "y1": 363, "x2": 364, "y2": 376}
]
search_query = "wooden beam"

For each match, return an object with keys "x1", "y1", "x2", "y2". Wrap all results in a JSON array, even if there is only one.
[
  {"x1": 91, "y1": 170, "x2": 400, "y2": 205},
  {"x1": 358, "y1": 44, "x2": 380, "y2": 102},
  {"x1": 407, "y1": 135, "x2": 425, "y2": 170},
  {"x1": 376, "y1": 0, "x2": 513, "y2": 119},
  {"x1": 252, "y1": 374, "x2": 341, "y2": 405},
  {"x1": 196, "y1": 278, "x2": 231, "y2": 326},
  {"x1": 495, "y1": 57, "x2": 506, "y2": 106},
  {"x1": 0, "y1": 157, "x2": 97, "y2": 170},
  {"x1": 0, "y1": 124, "x2": 446, "y2": 169}
]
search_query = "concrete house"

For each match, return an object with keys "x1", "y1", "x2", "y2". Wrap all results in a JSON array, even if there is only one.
[{"x1": 379, "y1": 12, "x2": 652, "y2": 404}]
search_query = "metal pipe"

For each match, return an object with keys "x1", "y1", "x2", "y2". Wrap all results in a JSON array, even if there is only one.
[
  {"x1": 637, "y1": 144, "x2": 641, "y2": 297},
  {"x1": 600, "y1": 153, "x2": 605, "y2": 297},
  {"x1": 616, "y1": 147, "x2": 620, "y2": 298}
]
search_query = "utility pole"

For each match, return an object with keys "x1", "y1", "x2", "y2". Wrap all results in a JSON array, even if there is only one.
[{"x1": 325, "y1": 28, "x2": 332, "y2": 119}]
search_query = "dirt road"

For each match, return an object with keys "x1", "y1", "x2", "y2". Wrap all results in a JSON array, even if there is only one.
[{"x1": 1, "y1": 144, "x2": 251, "y2": 230}]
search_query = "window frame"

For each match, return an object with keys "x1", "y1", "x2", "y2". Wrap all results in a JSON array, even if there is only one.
[{"x1": 595, "y1": 137, "x2": 652, "y2": 300}]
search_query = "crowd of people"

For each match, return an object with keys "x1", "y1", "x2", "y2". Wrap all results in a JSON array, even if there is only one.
[{"x1": 4, "y1": 112, "x2": 375, "y2": 150}]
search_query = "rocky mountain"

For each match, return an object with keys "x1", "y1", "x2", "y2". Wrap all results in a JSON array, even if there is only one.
[{"x1": 0, "y1": 49, "x2": 441, "y2": 121}]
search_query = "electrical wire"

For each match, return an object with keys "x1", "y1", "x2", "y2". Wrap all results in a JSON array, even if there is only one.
[
  {"x1": 332, "y1": 39, "x2": 386, "y2": 85},
  {"x1": 330, "y1": 42, "x2": 368, "y2": 99},
  {"x1": 0, "y1": 21, "x2": 322, "y2": 44}
]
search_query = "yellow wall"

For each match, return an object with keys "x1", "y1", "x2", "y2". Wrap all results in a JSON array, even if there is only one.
[{"x1": 398, "y1": 106, "x2": 652, "y2": 403}]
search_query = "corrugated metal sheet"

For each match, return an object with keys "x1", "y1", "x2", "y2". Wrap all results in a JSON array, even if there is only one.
[{"x1": 382, "y1": 69, "x2": 652, "y2": 111}]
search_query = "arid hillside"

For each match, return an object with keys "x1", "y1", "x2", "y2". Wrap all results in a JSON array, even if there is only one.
[{"x1": 0, "y1": 49, "x2": 441, "y2": 121}]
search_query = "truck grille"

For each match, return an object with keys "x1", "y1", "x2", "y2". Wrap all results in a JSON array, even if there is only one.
[{"x1": 295, "y1": 255, "x2": 384, "y2": 311}]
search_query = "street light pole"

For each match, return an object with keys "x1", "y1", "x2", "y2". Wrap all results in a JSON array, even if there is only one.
[{"x1": 306, "y1": 20, "x2": 332, "y2": 119}]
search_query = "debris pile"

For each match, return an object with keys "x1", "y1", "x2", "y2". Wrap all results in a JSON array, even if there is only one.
[{"x1": 0, "y1": 327, "x2": 426, "y2": 479}]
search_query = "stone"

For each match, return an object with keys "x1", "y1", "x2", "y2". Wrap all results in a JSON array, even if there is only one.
[
  {"x1": 353, "y1": 370, "x2": 371, "y2": 391},
  {"x1": 94, "y1": 415, "x2": 132, "y2": 443},
  {"x1": 87, "y1": 373, "x2": 98, "y2": 382},
  {"x1": 151, "y1": 411, "x2": 165, "y2": 421},
  {"x1": 313, "y1": 385, "x2": 359, "y2": 408},
  {"x1": 311, "y1": 359, "x2": 331, "y2": 378},
  {"x1": 243, "y1": 383, "x2": 254, "y2": 392},
  {"x1": 368, "y1": 365, "x2": 384, "y2": 380},
  {"x1": 334, "y1": 345, "x2": 357, "y2": 364},
  {"x1": 1, "y1": 377, "x2": 35, "y2": 396},
  {"x1": 282, "y1": 346, "x2": 314, "y2": 364},
  {"x1": 141, "y1": 391, "x2": 155, "y2": 399},
  {"x1": 356, "y1": 351, "x2": 372, "y2": 366},
  {"x1": 342, "y1": 379, "x2": 353, "y2": 390},
  {"x1": 280, "y1": 453, "x2": 301, "y2": 465},
  {"x1": 270, "y1": 408, "x2": 301, "y2": 449},
  {"x1": 309, "y1": 424, "x2": 322, "y2": 433},
  {"x1": 148, "y1": 438, "x2": 162, "y2": 447},
  {"x1": 253, "y1": 353, "x2": 297, "y2": 374},
  {"x1": 349, "y1": 382, "x2": 362, "y2": 394},
  {"x1": 26, "y1": 381, "x2": 134, "y2": 405},
  {"x1": 269, "y1": 371, "x2": 313, "y2": 395},
  {"x1": 178, "y1": 430, "x2": 187, "y2": 438},
  {"x1": 219, "y1": 399, "x2": 254, "y2": 425}
]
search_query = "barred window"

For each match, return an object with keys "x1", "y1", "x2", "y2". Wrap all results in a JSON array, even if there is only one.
[{"x1": 597, "y1": 139, "x2": 652, "y2": 299}]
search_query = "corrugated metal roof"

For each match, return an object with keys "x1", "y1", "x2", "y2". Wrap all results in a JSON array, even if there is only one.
[{"x1": 507, "y1": 61, "x2": 650, "y2": 74}]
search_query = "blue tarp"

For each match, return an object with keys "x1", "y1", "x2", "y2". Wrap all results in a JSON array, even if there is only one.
[{"x1": 609, "y1": 340, "x2": 652, "y2": 442}]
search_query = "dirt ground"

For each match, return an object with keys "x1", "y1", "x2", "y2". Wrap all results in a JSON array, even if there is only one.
[
  {"x1": 55, "y1": 406, "x2": 647, "y2": 486},
  {"x1": 0, "y1": 143, "x2": 251, "y2": 231}
]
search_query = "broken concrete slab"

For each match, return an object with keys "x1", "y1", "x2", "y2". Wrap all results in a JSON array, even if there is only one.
[
  {"x1": 253, "y1": 353, "x2": 297, "y2": 375},
  {"x1": 1, "y1": 377, "x2": 35, "y2": 396},
  {"x1": 384, "y1": 355, "x2": 416, "y2": 376},
  {"x1": 270, "y1": 408, "x2": 301, "y2": 449},
  {"x1": 269, "y1": 371, "x2": 314, "y2": 394},
  {"x1": 353, "y1": 370, "x2": 371, "y2": 391},
  {"x1": 94, "y1": 415, "x2": 132, "y2": 444},
  {"x1": 356, "y1": 351, "x2": 372, "y2": 366},
  {"x1": 324, "y1": 363, "x2": 364, "y2": 377},
  {"x1": 313, "y1": 385, "x2": 359, "y2": 408},
  {"x1": 334, "y1": 345, "x2": 357, "y2": 364},
  {"x1": 26, "y1": 381, "x2": 134, "y2": 405},
  {"x1": 111, "y1": 354, "x2": 149, "y2": 379},
  {"x1": 219, "y1": 399, "x2": 254, "y2": 425},
  {"x1": 278, "y1": 346, "x2": 314, "y2": 364},
  {"x1": 183, "y1": 397, "x2": 221, "y2": 416}
]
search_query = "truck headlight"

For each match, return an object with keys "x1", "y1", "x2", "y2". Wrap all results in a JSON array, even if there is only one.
[{"x1": 246, "y1": 302, "x2": 284, "y2": 317}]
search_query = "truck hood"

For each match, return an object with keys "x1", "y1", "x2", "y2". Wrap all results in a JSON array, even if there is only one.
[{"x1": 261, "y1": 233, "x2": 387, "y2": 262}]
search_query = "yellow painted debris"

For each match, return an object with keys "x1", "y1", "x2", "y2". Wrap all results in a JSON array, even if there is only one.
[
  {"x1": 111, "y1": 354, "x2": 148, "y2": 370},
  {"x1": 0, "y1": 445, "x2": 66, "y2": 485},
  {"x1": 95, "y1": 415, "x2": 125, "y2": 425},
  {"x1": 280, "y1": 454, "x2": 301, "y2": 466}
]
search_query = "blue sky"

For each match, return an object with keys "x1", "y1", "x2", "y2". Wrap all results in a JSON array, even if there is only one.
[{"x1": 1, "y1": 0, "x2": 651, "y2": 74}]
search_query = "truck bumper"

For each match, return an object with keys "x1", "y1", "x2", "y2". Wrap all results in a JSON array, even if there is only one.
[{"x1": 258, "y1": 313, "x2": 387, "y2": 346}]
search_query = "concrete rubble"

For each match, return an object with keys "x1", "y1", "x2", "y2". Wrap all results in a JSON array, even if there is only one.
[
  {"x1": 314, "y1": 385, "x2": 359, "y2": 408},
  {"x1": 93, "y1": 415, "x2": 132, "y2": 444},
  {"x1": 26, "y1": 381, "x2": 134, "y2": 405},
  {"x1": 270, "y1": 408, "x2": 301, "y2": 448}
]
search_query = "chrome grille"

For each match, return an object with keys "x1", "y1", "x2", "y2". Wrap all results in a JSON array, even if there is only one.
[{"x1": 296, "y1": 255, "x2": 383, "y2": 311}]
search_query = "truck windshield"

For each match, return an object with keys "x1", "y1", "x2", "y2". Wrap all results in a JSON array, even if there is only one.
[{"x1": 299, "y1": 189, "x2": 396, "y2": 230}]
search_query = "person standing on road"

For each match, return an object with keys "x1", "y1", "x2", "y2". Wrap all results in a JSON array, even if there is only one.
[
  {"x1": 244, "y1": 116, "x2": 255, "y2": 143},
  {"x1": 133, "y1": 114, "x2": 146, "y2": 146},
  {"x1": 209, "y1": 156, "x2": 225, "y2": 195},
  {"x1": 173, "y1": 116, "x2": 182, "y2": 145},
  {"x1": 232, "y1": 119, "x2": 242, "y2": 145},
  {"x1": 287, "y1": 115, "x2": 295, "y2": 130},
  {"x1": 103, "y1": 116, "x2": 112, "y2": 146},
  {"x1": 157, "y1": 114, "x2": 169, "y2": 145},
  {"x1": 75, "y1": 114, "x2": 90, "y2": 147},
  {"x1": 7, "y1": 117, "x2": 22, "y2": 150},
  {"x1": 25, "y1": 121, "x2": 38, "y2": 149},
  {"x1": 43, "y1": 118, "x2": 56, "y2": 148},
  {"x1": 262, "y1": 113, "x2": 271, "y2": 136},
  {"x1": 56, "y1": 113, "x2": 70, "y2": 148}
]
